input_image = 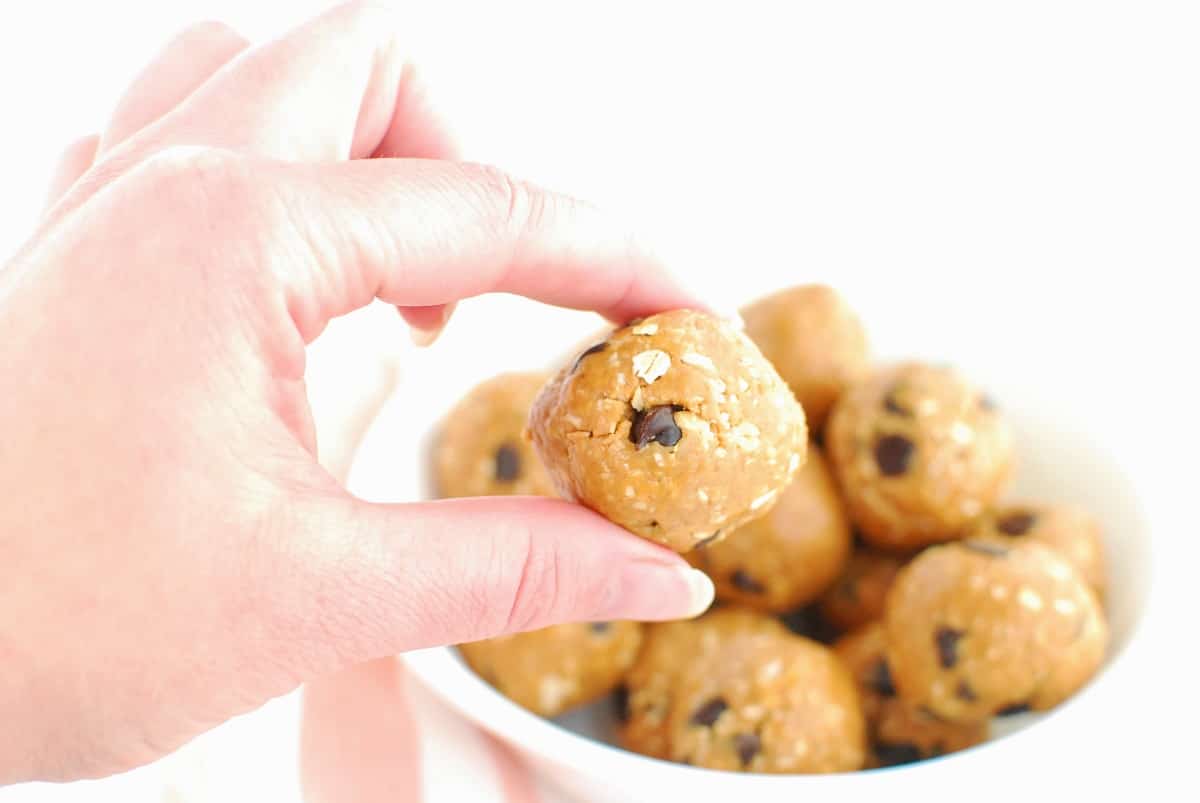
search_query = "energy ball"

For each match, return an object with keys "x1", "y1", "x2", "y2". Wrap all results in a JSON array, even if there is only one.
[
  {"x1": 619, "y1": 608, "x2": 787, "y2": 760},
  {"x1": 433, "y1": 372, "x2": 556, "y2": 498},
  {"x1": 458, "y1": 621, "x2": 642, "y2": 718},
  {"x1": 826, "y1": 363, "x2": 1014, "y2": 550},
  {"x1": 666, "y1": 634, "x2": 867, "y2": 773},
  {"x1": 970, "y1": 503, "x2": 1107, "y2": 601},
  {"x1": 834, "y1": 622, "x2": 988, "y2": 768},
  {"x1": 884, "y1": 540, "x2": 1108, "y2": 723},
  {"x1": 741, "y1": 284, "x2": 870, "y2": 430},
  {"x1": 817, "y1": 546, "x2": 907, "y2": 632},
  {"x1": 688, "y1": 446, "x2": 852, "y2": 612},
  {"x1": 529, "y1": 309, "x2": 808, "y2": 553}
]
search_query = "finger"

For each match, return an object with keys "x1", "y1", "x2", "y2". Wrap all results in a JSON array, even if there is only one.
[
  {"x1": 274, "y1": 494, "x2": 713, "y2": 674},
  {"x1": 138, "y1": 1, "x2": 456, "y2": 162},
  {"x1": 269, "y1": 159, "x2": 702, "y2": 340},
  {"x1": 399, "y1": 302, "x2": 456, "y2": 347},
  {"x1": 42, "y1": 135, "x2": 99, "y2": 211},
  {"x1": 299, "y1": 658, "x2": 422, "y2": 803},
  {"x1": 98, "y1": 20, "x2": 250, "y2": 155}
]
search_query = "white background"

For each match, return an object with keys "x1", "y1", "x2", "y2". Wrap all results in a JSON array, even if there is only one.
[{"x1": 1, "y1": 1, "x2": 1197, "y2": 800}]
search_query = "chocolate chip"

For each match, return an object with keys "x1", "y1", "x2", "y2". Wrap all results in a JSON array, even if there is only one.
[
  {"x1": 961, "y1": 540, "x2": 1009, "y2": 557},
  {"x1": 589, "y1": 622, "x2": 611, "y2": 634},
  {"x1": 613, "y1": 685, "x2": 631, "y2": 723},
  {"x1": 996, "y1": 701, "x2": 1031, "y2": 717},
  {"x1": 874, "y1": 434, "x2": 915, "y2": 476},
  {"x1": 875, "y1": 742, "x2": 923, "y2": 767},
  {"x1": 730, "y1": 569, "x2": 765, "y2": 594},
  {"x1": 868, "y1": 659, "x2": 896, "y2": 697},
  {"x1": 883, "y1": 386, "x2": 912, "y2": 417},
  {"x1": 493, "y1": 443, "x2": 521, "y2": 482},
  {"x1": 934, "y1": 627, "x2": 964, "y2": 669},
  {"x1": 689, "y1": 697, "x2": 728, "y2": 727},
  {"x1": 979, "y1": 395, "x2": 997, "y2": 411},
  {"x1": 997, "y1": 511, "x2": 1037, "y2": 536},
  {"x1": 956, "y1": 680, "x2": 978, "y2": 702},
  {"x1": 630, "y1": 404, "x2": 683, "y2": 449},
  {"x1": 778, "y1": 606, "x2": 841, "y2": 643},
  {"x1": 734, "y1": 732, "x2": 761, "y2": 766},
  {"x1": 572, "y1": 342, "x2": 607, "y2": 373}
]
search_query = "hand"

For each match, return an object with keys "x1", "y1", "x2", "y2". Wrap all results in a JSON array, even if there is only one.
[{"x1": 0, "y1": 2, "x2": 714, "y2": 783}]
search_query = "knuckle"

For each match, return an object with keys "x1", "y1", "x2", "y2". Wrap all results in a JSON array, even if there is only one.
[
  {"x1": 457, "y1": 161, "x2": 547, "y2": 239},
  {"x1": 498, "y1": 526, "x2": 570, "y2": 635}
]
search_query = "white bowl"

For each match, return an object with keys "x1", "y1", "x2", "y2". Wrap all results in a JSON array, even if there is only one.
[{"x1": 346, "y1": 294, "x2": 1157, "y2": 802}]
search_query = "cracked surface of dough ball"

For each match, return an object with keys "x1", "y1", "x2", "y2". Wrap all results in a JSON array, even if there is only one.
[
  {"x1": 969, "y1": 503, "x2": 1106, "y2": 601},
  {"x1": 741, "y1": 284, "x2": 869, "y2": 430},
  {"x1": 665, "y1": 632, "x2": 866, "y2": 773},
  {"x1": 884, "y1": 540, "x2": 1107, "y2": 722},
  {"x1": 827, "y1": 363, "x2": 1013, "y2": 550},
  {"x1": 529, "y1": 310, "x2": 807, "y2": 552},
  {"x1": 434, "y1": 372, "x2": 556, "y2": 498},
  {"x1": 834, "y1": 622, "x2": 987, "y2": 768},
  {"x1": 618, "y1": 608, "x2": 786, "y2": 760},
  {"x1": 688, "y1": 447, "x2": 851, "y2": 612},
  {"x1": 817, "y1": 546, "x2": 907, "y2": 631},
  {"x1": 459, "y1": 621, "x2": 642, "y2": 718}
]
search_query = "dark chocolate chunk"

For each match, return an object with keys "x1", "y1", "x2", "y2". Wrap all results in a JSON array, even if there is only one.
[
  {"x1": 869, "y1": 659, "x2": 896, "y2": 698},
  {"x1": 996, "y1": 701, "x2": 1031, "y2": 717},
  {"x1": 589, "y1": 621, "x2": 611, "y2": 634},
  {"x1": 778, "y1": 606, "x2": 841, "y2": 644},
  {"x1": 961, "y1": 540, "x2": 1009, "y2": 557},
  {"x1": 630, "y1": 405, "x2": 683, "y2": 449},
  {"x1": 493, "y1": 443, "x2": 521, "y2": 482},
  {"x1": 997, "y1": 511, "x2": 1037, "y2": 536},
  {"x1": 612, "y1": 685, "x2": 631, "y2": 723},
  {"x1": 934, "y1": 627, "x2": 964, "y2": 669},
  {"x1": 956, "y1": 680, "x2": 978, "y2": 702},
  {"x1": 730, "y1": 569, "x2": 766, "y2": 594},
  {"x1": 874, "y1": 434, "x2": 915, "y2": 476},
  {"x1": 734, "y1": 732, "x2": 761, "y2": 766},
  {"x1": 875, "y1": 741, "x2": 924, "y2": 767},
  {"x1": 689, "y1": 697, "x2": 728, "y2": 727},
  {"x1": 572, "y1": 342, "x2": 607, "y2": 373}
]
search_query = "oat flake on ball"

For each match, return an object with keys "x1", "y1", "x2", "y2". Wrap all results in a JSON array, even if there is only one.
[{"x1": 528, "y1": 309, "x2": 808, "y2": 553}]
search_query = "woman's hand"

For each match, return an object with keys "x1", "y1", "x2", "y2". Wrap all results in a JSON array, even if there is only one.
[{"x1": 0, "y1": 2, "x2": 712, "y2": 783}]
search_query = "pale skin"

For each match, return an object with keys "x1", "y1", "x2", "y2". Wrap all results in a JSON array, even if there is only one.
[{"x1": 0, "y1": 2, "x2": 715, "y2": 785}]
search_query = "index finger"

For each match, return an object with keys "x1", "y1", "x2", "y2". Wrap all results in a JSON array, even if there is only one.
[{"x1": 271, "y1": 158, "x2": 702, "y2": 337}]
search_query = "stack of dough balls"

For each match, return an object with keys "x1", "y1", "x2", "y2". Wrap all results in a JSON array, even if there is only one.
[{"x1": 432, "y1": 286, "x2": 1111, "y2": 773}]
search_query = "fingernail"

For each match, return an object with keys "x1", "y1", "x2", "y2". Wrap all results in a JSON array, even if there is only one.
[
  {"x1": 679, "y1": 567, "x2": 716, "y2": 618},
  {"x1": 409, "y1": 302, "x2": 456, "y2": 347}
]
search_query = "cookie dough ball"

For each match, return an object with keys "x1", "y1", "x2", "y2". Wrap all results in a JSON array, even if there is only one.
[
  {"x1": 434, "y1": 372, "x2": 556, "y2": 498},
  {"x1": 688, "y1": 447, "x2": 852, "y2": 612},
  {"x1": 459, "y1": 621, "x2": 642, "y2": 718},
  {"x1": 742, "y1": 285, "x2": 870, "y2": 430},
  {"x1": 666, "y1": 634, "x2": 866, "y2": 773},
  {"x1": 827, "y1": 363, "x2": 1014, "y2": 550},
  {"x1": 529, "y1": 310, "x2": 808, "y2": 552},
  {"x1": 619, "y1": 608, "x2": 786, "y2": 759},
  {"x1": 817, "y1": 546, "x2": 907, "y2": 631},
  {"x1": 835, "y1": 623, "x2": 987, "y2": 768},
  {"x1": 884, "y1": 540, "x2": 1108, "y2": 722},
  {"x1": 970, "y1": 503, "x2": 1106, "y2": 601}
]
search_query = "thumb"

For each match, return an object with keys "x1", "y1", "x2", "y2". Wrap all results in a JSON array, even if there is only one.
[{"x1": 273, "y1": 492, "x2": 714, "y2": 675}]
